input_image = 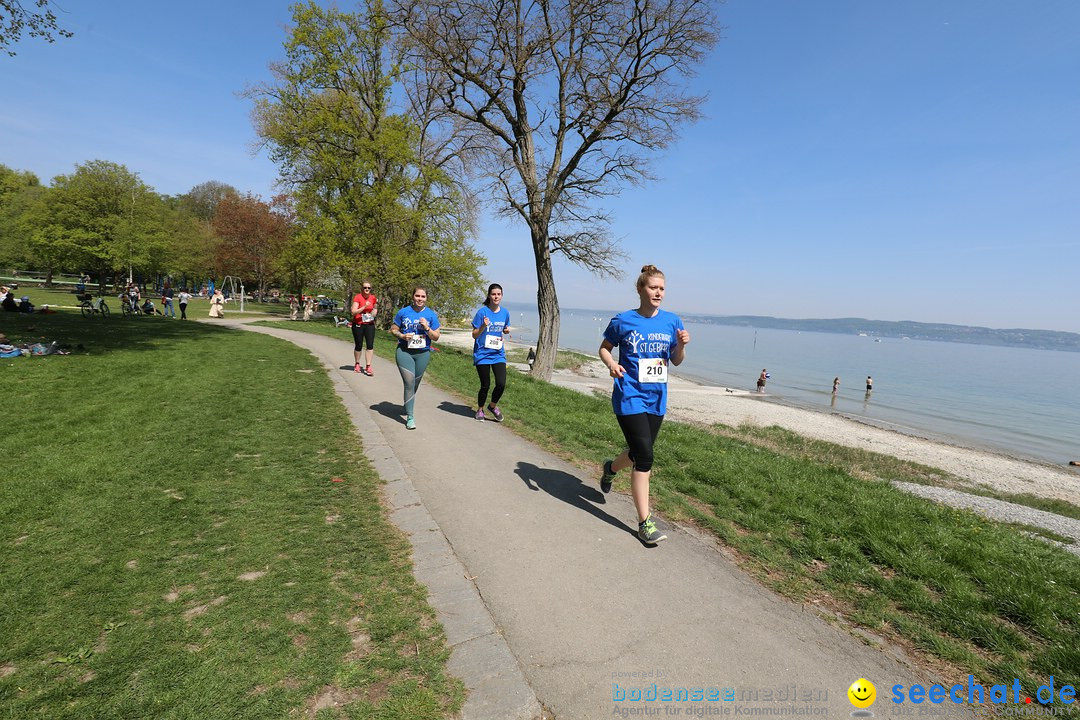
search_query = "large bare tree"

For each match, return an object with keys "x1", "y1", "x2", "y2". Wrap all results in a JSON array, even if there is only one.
[{"x1": 393, "y1": 0, "x2": 718, "y2": 379}]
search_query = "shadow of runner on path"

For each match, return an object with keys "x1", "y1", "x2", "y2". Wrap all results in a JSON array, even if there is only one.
[
  {"x1": 437, "y1": 400, "x2": 477, "y2": 419},
  {"x1": 369, "y1": 401, "x2": 406, "y2": 424},
  {"x1": 513, "y1": 461, "x2": 637, "y2": 539}
]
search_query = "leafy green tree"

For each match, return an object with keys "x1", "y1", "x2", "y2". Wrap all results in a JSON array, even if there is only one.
[
  {"x1": 0, "y1": 0, "x2": 73, "y2": 56},
  {"x1": 250, "y1": 0, "x2": 484, "y2": 325},
  {"x1": 180, "y1": 181, "x2": 237, "y2": 230},
  {"x1": 393, "y1": 0, "x2": 717, "y2": 378},
  {"x1": 0, "y1": 163, "x2": 44, "y2": 268},
  {"x1": 275, "y1": 201, "x2": 332, "y2": 297},
  {"x1": 171, "y1": 181, "x2": 239, "y2": 290},
  {"x1": 36, "y1": 160, "x2": 157, "y2": 288},
  {"x1": 162, "y1": 194, "x2": 218, "y2": 288}
]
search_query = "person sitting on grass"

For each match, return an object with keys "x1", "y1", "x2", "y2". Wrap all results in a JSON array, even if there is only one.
[
  {"x1": 19, "y1": 296, "x2": 34, "y2": 313},
  {"x1": 141, "y1": 299, "x2": 160, "y2": 316},
  {"x1": 2, "y1": 294, "x2": 18, "y2": 312}
]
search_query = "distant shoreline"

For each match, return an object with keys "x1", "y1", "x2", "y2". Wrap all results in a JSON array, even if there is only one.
[
  {"x1": 498, "y1": 302, "x2": 1080, "y2": 353},
  {"x1": 438, "y1": 328, "x2": 1080, "y2": 504}
]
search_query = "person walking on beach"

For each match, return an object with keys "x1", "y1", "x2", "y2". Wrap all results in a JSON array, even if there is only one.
[
  {"x1": 757, "y1": 369, "x2": 768, "y2": 393},
  {"x1": 598, "y1": 264, "x2": 690, "y2": 545},
  {"x1": 391, "y1": 287, "x2": 441, "y2": 430},
  {"x1": 350, "y1": 281, "x2": 378, "y2": 375},
  {"x1": 471, "y1": 283, "x2": 511, "y2": 422}
]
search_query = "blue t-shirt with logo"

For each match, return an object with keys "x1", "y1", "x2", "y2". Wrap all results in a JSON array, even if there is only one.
[
  {"x1": 603, "y1": 309, "x2": 684, "y2": 416},
  {"x1": 472, "y1": 305, "x2": 511, "y2": 365},
  {"x1": 393, "y1": 305, "x2": 441, "y2": 351}
]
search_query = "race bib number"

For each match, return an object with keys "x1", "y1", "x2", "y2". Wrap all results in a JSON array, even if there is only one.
[
  {"x1": 483, "y1": 334, "x2": 503, "y2": 350},
  {"x1": 361, "y1": 313, "x2": 373, "y2": 323},
  {"x1": 637, "y1": 358, "x2": 668, "y2": 384},
  {"x1": 407, "y1": 335, "x2": 426, "y2": 349}
]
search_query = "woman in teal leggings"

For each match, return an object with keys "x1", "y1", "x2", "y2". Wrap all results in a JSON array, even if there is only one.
[{"x1": 391, "y1": 287, "x2": 442, "y2": 429}]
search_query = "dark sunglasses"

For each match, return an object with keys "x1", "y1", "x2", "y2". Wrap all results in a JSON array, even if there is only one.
[{"x1": 361, "y1": 286, "x2": 372, "y2": 290}]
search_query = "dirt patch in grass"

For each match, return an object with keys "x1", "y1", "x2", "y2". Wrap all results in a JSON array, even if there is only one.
[
  {"x1": 345, "y1": 616, "x2": 371, "y2": 661},
  {"x1": 182, "y1": 595, "x2": 228, "y2": 620},
  {"x1": 304, "y1": 685, "x2": 366, "y2": 718},
  {"x1": 163, "y1": 584, "x2": 197, "y2": 603}
]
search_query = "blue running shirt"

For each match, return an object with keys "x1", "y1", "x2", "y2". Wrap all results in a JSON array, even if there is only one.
[
  {"x1": 603, "y1": 309, "x2": 684, "y2": 416},
  {"x1": 393, "y1": 305, "x2": 441, "y2": 351},
  {"x1": 472, "y1": 305, "x2": 510, "y2": 365}
]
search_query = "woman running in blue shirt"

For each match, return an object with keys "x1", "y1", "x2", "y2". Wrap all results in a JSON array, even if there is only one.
[
  {"x1": 598, "y1": 265, "x2": 690, "y2": 544},
  {"x1": 391, "y1": 287, "x2": 442, "y2": 430},
  {"x1": 471, "y1": 283, "x2": 512, "y2": 421}
]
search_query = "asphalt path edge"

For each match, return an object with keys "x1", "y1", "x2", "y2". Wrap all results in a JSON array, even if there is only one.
[{"x1": 238, "y1": 322, "x2": 545, "y2": 720}]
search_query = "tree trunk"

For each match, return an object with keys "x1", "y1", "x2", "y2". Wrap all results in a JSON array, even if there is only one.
[{"x1": 529, "y1": 225, "x2": 560, "y2": 381}]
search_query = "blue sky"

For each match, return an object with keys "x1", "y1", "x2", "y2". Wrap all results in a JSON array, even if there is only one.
[{"x1": 2, "y1": 1, "x2": 1078, "y2": 332}]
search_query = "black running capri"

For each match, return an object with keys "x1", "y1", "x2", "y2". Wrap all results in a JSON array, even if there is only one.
[
  {"x1": 616, "y1": 412, "x2": 664, "y2": 472},
  {"x1": 352, "y1": 323, "x2": 375, "y2": 351}
]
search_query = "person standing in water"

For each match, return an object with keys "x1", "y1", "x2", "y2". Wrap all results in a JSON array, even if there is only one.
[
  {"x1": 757, "y1": 369, "x2": 768, "y2": 393},
  {"x1": 391, "y1": 287, "x2": 442, "y2": 430},
  {"x1": 598, "y1": 265, "x2": 690, "y2": 545},
  {"x1": 471, "y1": 283, "x2": 511, "y2": 421}
]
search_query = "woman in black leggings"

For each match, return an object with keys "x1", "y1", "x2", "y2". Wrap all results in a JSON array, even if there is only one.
[
  {"x1": 598, "y1": 265, "x2": 690, "y2": 545},
  {"x1": 471, "y1": 284, "x2": 511, "y2": 421},
  {"x1": 350, "y1": 281, "x2": 378, "y2": 375}
]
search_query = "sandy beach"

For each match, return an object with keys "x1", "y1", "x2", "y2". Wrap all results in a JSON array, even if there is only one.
[{"x1": 437, "y1": 330, "x2": 1080, "y2": 504}]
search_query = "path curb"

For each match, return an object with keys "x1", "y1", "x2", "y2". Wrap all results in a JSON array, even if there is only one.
[{"x1": 244, "y1": 322, "x2": 544, "y2": 720}]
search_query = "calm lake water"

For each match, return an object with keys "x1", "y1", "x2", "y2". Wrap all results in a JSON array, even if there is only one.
[{"x1": 502, "y1": 302, "x2": 1080, "y2": 467}]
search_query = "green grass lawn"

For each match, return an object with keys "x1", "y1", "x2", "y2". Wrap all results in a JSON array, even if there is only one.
[
  {"x1": 1, "y1": 311, "x2": 462, "y2": 719},
  {"x1": 260, "y1": 318, "x2": 1080, "y2": 711}
]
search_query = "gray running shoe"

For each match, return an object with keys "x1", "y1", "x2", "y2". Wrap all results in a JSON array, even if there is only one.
[
  {"x1": 487, "y1": 405, "x2": 503, "y2": 422},
  {"x1": 600, "y1": 459, "x2": 616, "y2": 494},
  {"x1": 475, "y1": 408, "x2": 486, "y2": 421},
  {"x1": 638, "y1": 515, "x2": 667, "y2": 545}
]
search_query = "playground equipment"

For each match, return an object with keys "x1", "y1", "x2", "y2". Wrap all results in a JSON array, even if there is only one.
[{"x1": 221, "y1": 276, "x2": 245, "y2": 312}]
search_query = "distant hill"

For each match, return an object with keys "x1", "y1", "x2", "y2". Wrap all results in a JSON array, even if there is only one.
[{"x1": 680, "y1": 315, "x2": 1080, "y2": 353}]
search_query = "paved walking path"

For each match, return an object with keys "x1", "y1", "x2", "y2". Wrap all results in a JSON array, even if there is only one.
[{"x1": 217, "y1": 318, "x2": 954, "y2": 719}]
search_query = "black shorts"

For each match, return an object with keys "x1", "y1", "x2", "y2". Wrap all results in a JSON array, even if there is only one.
[
  {"x1": 352, "y1": 323, "x2": 375, "y2": 350},
  {"x1": 616, "y1": 412, "x2": 664, "y2": 473}
]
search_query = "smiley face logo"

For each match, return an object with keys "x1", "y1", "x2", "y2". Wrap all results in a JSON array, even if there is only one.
[{"x1": 847, "y1": 678, "x2": 876, "y2": 709}]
